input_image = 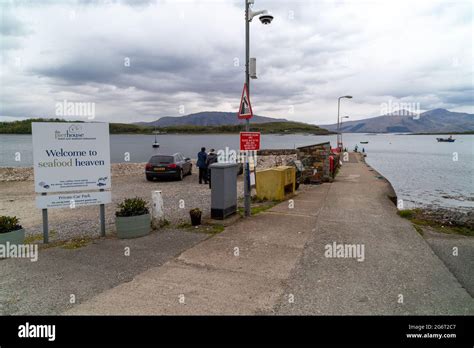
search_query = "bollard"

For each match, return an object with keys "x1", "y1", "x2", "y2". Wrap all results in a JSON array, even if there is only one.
[{"x1": 151, "y1": 190, "x2": 164, "y2": 229}]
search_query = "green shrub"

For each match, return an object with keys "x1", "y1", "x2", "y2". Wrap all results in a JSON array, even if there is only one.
[
  {"x1": 189, "y1": 208, "x2": 202, "y2": 217},
  {"x1": 0, "y1": 216, "x2": 22, "y2": 234},
  {"x1": 398, "y1": 209, "x2": 414, "y2": 219},
  {"x1": 115, "y1": 197, "x2": 149, "y2": 217}
]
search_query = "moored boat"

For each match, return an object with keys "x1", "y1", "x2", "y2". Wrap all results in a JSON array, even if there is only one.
[{"x1": 436, "y1": 136, "x2": 455, "y2": 142}]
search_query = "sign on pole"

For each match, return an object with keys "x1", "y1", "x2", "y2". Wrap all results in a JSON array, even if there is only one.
[
  {"x1": 32, "y1": 122, "x2": 112, "y2": 242},
  {"x1": 237, "y1": 83, "x2": 253, "y2": 119},
  {"x1": 32, "y1": 122, "x2": 111, "y2": 194},
  {"x1": 240, "y1": 131, "x2": 261, "y2": 151},
  {"x1": 36, "y1": 191, "x2": 112, "y2": 209}
]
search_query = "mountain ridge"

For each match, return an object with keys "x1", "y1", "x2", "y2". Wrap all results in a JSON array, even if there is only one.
[
  {"x1": 135, "y1": 111, "x2": 288, "y2": 127},
  {"x1": 321, "y1": 108, "x2": 474, "y2": 133}
]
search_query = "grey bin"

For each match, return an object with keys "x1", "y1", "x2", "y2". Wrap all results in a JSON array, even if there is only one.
[{"x1": 210, "y1": 163, "x2": 238, "y2": 219}]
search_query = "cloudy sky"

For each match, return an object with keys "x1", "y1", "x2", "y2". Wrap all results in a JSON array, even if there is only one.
[{"x1": 1, "y1": 0, "x2": 472, "y2": 125}]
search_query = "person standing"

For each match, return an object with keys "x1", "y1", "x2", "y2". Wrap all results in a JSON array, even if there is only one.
[
  {"x1": 205, "y1": 149, "x2": 218, "y2": 189},
  {"x1": 197, "y1": 147, "x2": 208, "y2": 184}
]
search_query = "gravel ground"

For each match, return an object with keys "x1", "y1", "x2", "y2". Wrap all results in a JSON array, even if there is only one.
[{"x1": 0, "y1": 170, "x2": 244, "y2": 242}]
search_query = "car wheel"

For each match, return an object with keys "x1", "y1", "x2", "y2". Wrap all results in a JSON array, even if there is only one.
[
  {"x1": 146, "y1": 174, "x2": 154, "y2": 181},
  {"x1": 177, "y1": 169, "x2": 184, "y2": 181}
]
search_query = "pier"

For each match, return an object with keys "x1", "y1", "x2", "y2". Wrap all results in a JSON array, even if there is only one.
[{"x1": 66, "y1": 153, "x2": 473, "y2": 315}]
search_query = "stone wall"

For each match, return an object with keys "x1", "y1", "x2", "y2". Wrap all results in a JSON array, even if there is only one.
[
  {"x1": 296, "y1": 142, "x2": 332, "y2": 183},
  {"x1": 256, "y1": 149, "x2": 297, "y2": 170}
]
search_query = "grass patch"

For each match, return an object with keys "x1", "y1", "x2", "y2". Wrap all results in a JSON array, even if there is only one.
[
  {"x1": 209, "y1": 224, "x2": 225, "y2": 234},
  {"x1": 175, "y1": 221, "x2": 225, "y2": 235},
  {"x1": 61, "y1": 236, "x2": 93, "y2": 249},
  {"x1": 399, "y1": 209, "x2": 473, "y2": 237},
  {"x1": 24, "y1": 230, "x2": 57, "y2": 244},
  {"x1": 238, "y1": 201, "x2": 278, "y2": 217},
  {"x1": 176, "y1": 222, "x2": 192, "y2": 229},
  {"x1": 398, "y1": 209, "x2": 415, "y2": 219}
]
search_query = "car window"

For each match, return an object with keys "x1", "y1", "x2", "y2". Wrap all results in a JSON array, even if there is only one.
[{"x1": 150, "y1": 155, "x2": 174, "y2": 164}]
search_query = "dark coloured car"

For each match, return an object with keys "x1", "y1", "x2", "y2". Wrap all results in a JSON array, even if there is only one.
[
  {"x1": 286, "y1": 159, "x2": 304, "y2": 190},
  {"x1": 145, "y1": 153, "x2": 192, "y2": 181}
]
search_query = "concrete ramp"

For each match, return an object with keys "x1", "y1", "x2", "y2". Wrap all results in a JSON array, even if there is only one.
[{"x1": 67, "y1": 154, "x2": 473, "y2": 315}]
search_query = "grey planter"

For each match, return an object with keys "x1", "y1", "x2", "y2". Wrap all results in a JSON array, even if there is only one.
[
  {"x1": 115, "y1": 214, "x2": 151, "y2": 239},
  {"x1": 0, "y1": 228, "x2": 25, "y2": 246}
]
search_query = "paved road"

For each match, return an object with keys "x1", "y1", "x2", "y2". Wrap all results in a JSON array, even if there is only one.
[
  {"x1": 275, "y1": 154, "x2": 473, "y2": 315},
  {"x1": 423, "y1": 229, "x2": 474, "y2": 297},
  {"x1": 0, "y1": 229, "x2": 207, "y2": 315},
  {"x1": 67, "y1": 153, "x2": 473, "y2": 315}
]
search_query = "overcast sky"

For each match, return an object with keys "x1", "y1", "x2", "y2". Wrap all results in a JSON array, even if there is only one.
[{"x1": 1, "y1": 0, "x2": 472, "y2": 125}]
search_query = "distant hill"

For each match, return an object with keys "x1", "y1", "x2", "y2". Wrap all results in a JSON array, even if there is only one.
[
  {"x1": 321, "y1": 109, "x2": 474, "y2": 133},
  {"x1": 145, "y1": 122, "x2": 332, "y2": 135},
  {"x1": 135, "y1": 111, "x2": 288, "y2": 127},
  {"x1": 0, "y1": 118, "x2": 333, "y2": 135}
]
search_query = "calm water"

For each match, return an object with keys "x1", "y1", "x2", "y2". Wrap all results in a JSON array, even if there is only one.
[{"x1": 1, "y1": 133, "x2": 472, "y2": 210}]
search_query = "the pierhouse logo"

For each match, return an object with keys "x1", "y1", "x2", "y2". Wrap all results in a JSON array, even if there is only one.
[{"x1": 54, "y1": 125, "x2": 85, "y2": 140}]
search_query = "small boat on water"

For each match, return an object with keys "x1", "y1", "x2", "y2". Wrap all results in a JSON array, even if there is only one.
[
  {"x1": 152, "y1": 130, "x2": 160, "y2": 148},
  {"x1": 436, "y1": 136, "x2": 455, "y2": 143},
  {"x1": 360, "y1": 141, "x2": 369, "y2": 144}
]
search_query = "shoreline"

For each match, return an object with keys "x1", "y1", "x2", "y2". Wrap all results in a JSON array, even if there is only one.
[
  {"x1": 0, "y1": 162, "x2": 147, "y2": 182},
  {"x1": 359, "y1": 154, "x2": 473, "y2": 229}
]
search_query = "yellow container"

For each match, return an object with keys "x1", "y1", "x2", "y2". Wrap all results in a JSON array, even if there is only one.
[{"x1": 255, "y1": 166, "x2": 296, "y2": 201}]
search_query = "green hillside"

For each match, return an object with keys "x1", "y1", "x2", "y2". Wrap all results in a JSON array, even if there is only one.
[{"x1": 0, "y1": 118, "x2": 333, "y2": 135}]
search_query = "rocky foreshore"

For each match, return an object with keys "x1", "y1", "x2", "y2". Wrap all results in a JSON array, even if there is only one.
[
  {"x1": 0, "y1": 163, "x2": 147, "y2": 182},
  {"x1": 415, "y1": 207, "x2": 474, "y2": 230}
]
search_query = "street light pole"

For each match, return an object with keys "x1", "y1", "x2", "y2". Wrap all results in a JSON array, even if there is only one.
[
  {"x1": 244, "y1": 0, "x2": 251, "y2": 217},
  {"x1": 337, "y1": 95, "x2": 352, "y2": 151},
  {"x1": 341, "y1": 115, "x2": 349, "y2": 150},
  {"x1": 337, "y1": 97, "x2": 341, "y2": 151},
  {"x1": 243, "y1": 0, "x2": 272, "y2": 217}
]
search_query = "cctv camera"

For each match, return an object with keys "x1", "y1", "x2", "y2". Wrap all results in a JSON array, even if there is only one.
[{"x1": 259, "y1": 14, "x2": 273, "y2": 25}]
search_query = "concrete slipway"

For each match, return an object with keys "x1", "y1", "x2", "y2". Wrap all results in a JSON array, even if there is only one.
[{"x1": 67, "y1": 153, "x2": 473, "y2": 315}]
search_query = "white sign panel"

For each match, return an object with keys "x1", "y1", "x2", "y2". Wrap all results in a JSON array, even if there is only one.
[
  {"x1": 36, "y1": 191, "x2": 112, "y2": 209},
  {"x1": 32, "y1": 122, "x2": 111, "y2": 193}
]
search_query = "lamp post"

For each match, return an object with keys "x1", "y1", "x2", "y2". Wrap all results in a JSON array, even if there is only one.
[
  {"x1": 341, "y1": 116, "x2": 349, "y2": 151},
  {"x1": 243, "y1": 0, "x2": 273, "y2": 217},
  {"x1": 337, "y1": 96, "x2": 352, "y2": 151}
]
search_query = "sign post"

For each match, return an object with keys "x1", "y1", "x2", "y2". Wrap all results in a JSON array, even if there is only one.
[
  {"x1": 32, "y1": 122, "x2": 111, "y2": 243},
  {"x1": 41, "y1": 193, "x2": 49, "y2": 244},
  {"x1": 99, "y1": 189, "x2": 106, "y2": 237},
  {"x1": 238, "y1": 83, "x2": 254, "y2": 217}
]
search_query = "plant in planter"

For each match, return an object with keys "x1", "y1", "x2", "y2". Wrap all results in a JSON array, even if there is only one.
[
  {"x1": 189, "y1": 208, "x2": 202, "y2": 226},
  {"x1": 115, "y1": 197, "x2": 151, "y2": 239},
  {"x1": 0, "y1": 216, "x2": 25, "y2": 246}
]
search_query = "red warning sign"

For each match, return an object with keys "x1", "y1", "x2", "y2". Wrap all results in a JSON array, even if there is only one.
[
  {"x1": 240, "y1": 132, "x2": 260, "y2": 151},
  {"x1": 237, "y1": 83, "x2": 253, "y2": 119}
]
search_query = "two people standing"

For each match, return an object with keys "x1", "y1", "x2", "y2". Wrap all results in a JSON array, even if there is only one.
[{"x1": 196, "y1": 147, "x2": 218, "y2": 188}]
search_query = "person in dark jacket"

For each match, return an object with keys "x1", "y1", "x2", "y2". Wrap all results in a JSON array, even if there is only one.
[
  {"x1": 196, "y1": 147, "x2": 208, "y2": 184},
  {"x1": 205, "y1": 149, "x2": 218, "y2": 188}
]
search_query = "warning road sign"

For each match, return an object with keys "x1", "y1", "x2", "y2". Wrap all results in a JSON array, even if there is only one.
[{"x1": 237, "y1": 83, "x2": 253, "y2": 119}]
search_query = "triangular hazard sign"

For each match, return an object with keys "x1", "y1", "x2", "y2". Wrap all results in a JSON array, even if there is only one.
[{"x1": 237, "y1": 83, "x2": 253, "y2": 119}]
